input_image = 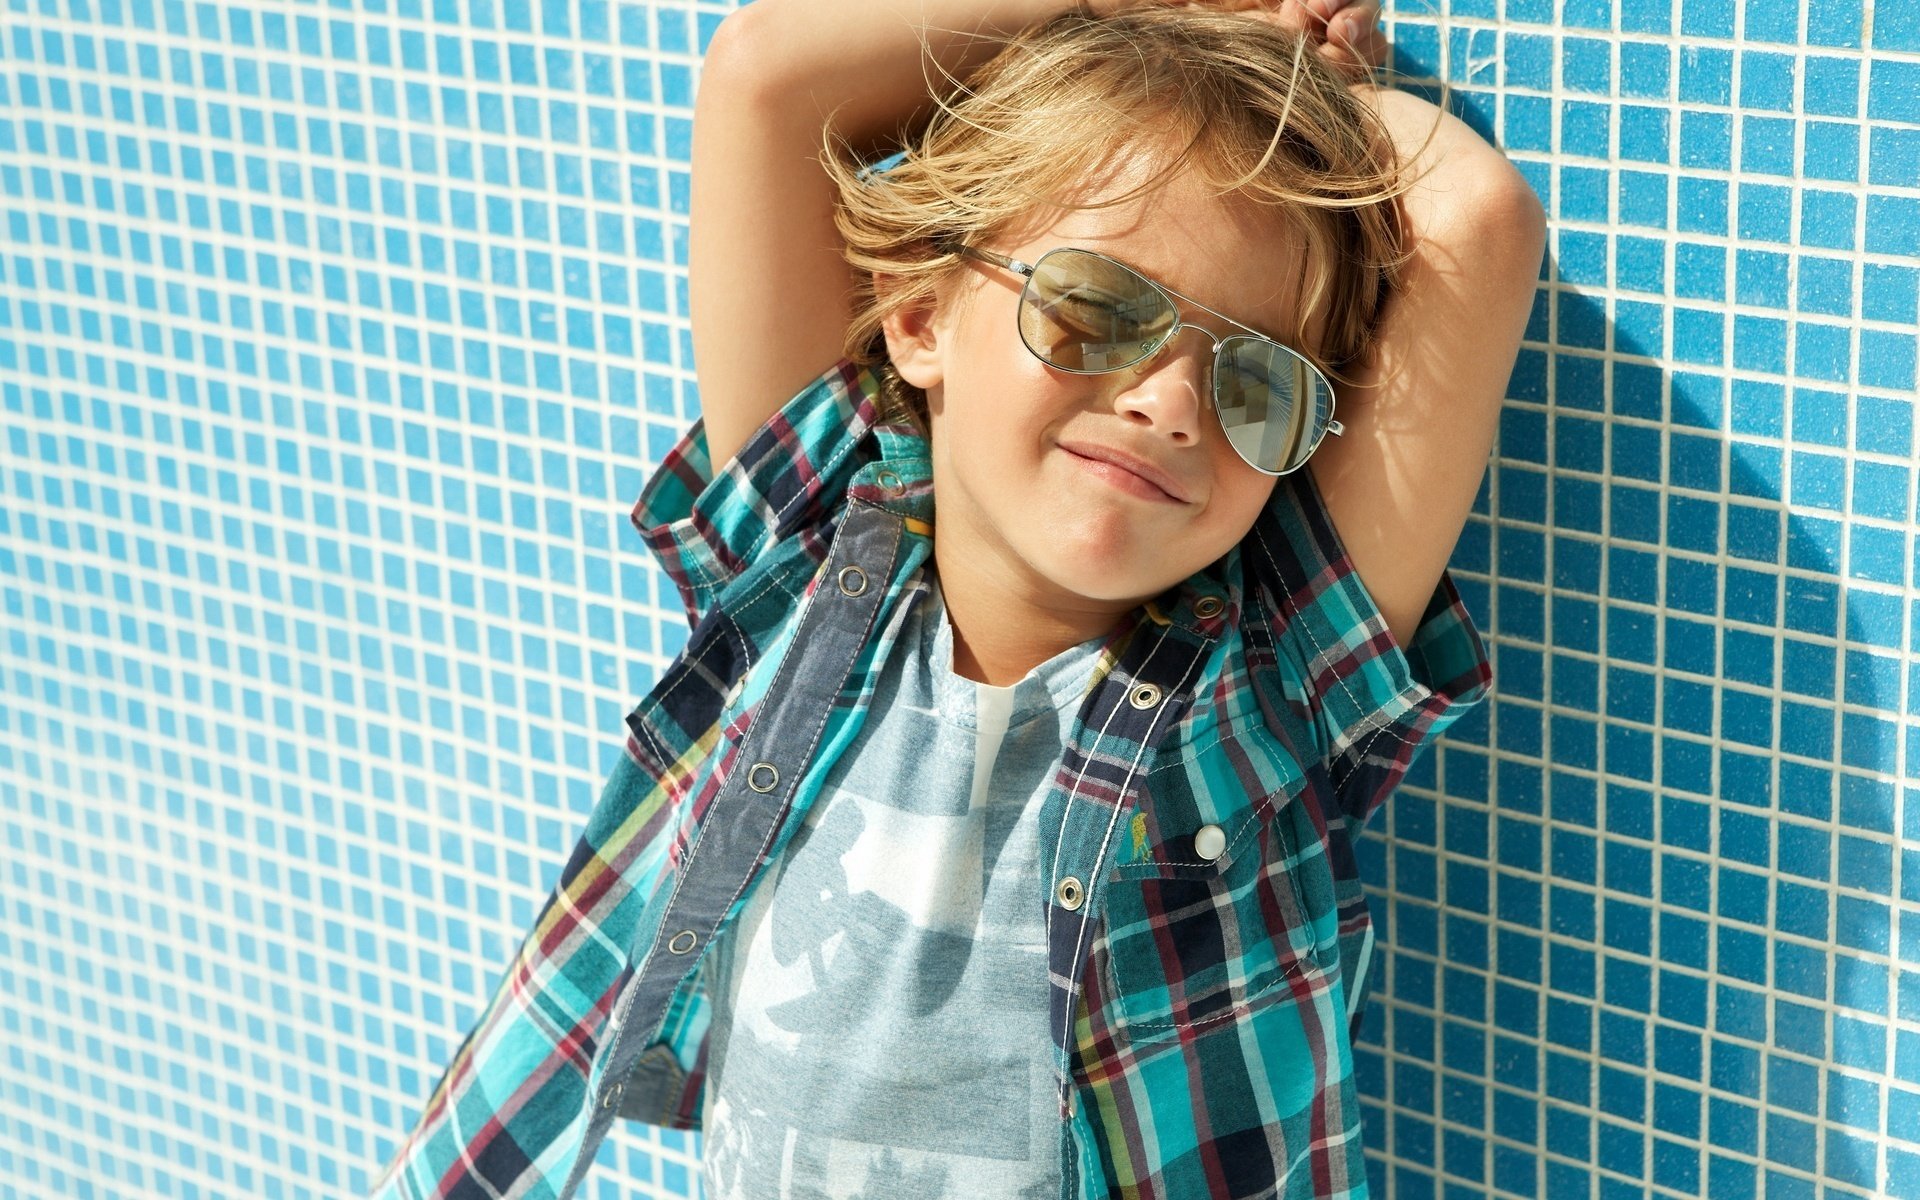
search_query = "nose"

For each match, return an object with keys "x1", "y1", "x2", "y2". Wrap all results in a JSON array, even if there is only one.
[{"x1": 1115, "y1": 329, "x2": 1213, "y2": 446}]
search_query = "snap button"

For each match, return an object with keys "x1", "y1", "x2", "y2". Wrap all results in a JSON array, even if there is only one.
[
  {"x1": 600, "y1": 1081, "x2": 624, "y2": 1111},
  {"x1": 1056, "y1": 876, "x2": 1084, "y2": 911},
  {"x1": 1194, "y1": 596, "x2": 1223, "y2": 619},
  {"x1": 1128, "y1": 683, "x2": 1161, "y2": 710},
  {"x1": 838, "y1": 565, "x2": 869, "y2": 596},
  {"x1": 1193, "y1": 823, "x2": 1226, "y2": 861},
  {"x1": 746, "y1": 762, "x2": 779, "y2": 792},
  {"x1": 877, "y1": 469, "x2": 903, "y2": 495},
  {"x1": 667, "y1": 930, "x2": 698, "y2": 954}
]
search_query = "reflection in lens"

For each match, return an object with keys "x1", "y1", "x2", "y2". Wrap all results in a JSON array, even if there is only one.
[
  {"x1": 1215, "y1": 337, "x2": 1334, "y2": 475},
  {"x1": 1018, "y1": 249, "x2": 1177, "y2": 371}
]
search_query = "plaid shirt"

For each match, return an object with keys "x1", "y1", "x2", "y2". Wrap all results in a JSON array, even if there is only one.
[{"x1": 370, "y1": 357, "x2": 1491, "y2": 1200}]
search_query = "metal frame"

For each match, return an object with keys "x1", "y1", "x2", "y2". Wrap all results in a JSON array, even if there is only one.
[{"x1": 949, "y1": 243, "x2": 1346, "y2": 476}]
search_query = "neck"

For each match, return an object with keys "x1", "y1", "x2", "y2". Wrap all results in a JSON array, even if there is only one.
[{"x1": 933, "y1": 532, "x2": 1128, "y2": 689}]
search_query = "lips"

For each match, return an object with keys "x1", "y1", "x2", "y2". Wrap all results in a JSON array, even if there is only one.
[{"x1": 1058, "y1": 441, "x2": 1191, "y2": 503}]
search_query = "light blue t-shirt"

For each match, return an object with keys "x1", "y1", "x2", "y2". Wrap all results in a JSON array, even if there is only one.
[{"x1": 698, "y1": 569, "x2": 1107, "y2": 1200}]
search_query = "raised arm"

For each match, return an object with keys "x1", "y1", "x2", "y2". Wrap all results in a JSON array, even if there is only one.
[
  {"x1": 689, "y1": 0, "x2": 1090, "y2": 475},
  {"x1": 1307, "y1": 83, "x2": 1548, "y2": 649}
]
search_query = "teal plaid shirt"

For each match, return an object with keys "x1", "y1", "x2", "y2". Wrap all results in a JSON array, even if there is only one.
[{"x1": 370, "y1": 356, "x2": 1492, "y2": 1200}]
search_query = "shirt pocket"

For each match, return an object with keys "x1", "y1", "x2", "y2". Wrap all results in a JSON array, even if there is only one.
[{"x1": 1100, "y1": 794, "x2": 1327, "y2": 1043}]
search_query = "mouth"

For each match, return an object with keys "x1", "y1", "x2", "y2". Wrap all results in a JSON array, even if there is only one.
[{"x1": 1060, "y1": 446, "x2": 1187, "y2": 504}]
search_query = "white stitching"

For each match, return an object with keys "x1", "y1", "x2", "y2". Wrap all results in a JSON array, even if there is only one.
[
  {"x1": 626, "y1": 709, "x2": 672, "y2": 770},
  {"x1": 1245, "y1": 486, "x2": 1423, "y2": 758},
  {"x1": 705, "y1": 502, "x2": 904, "y2": 924},
  {"x1": 1337, "y1": 715, "x2": 1411, "y2": 818},
  {"x1": 1126, "y1": 717, "x2": 1316, "y2": 868},
  {"x1": 1105, "y1": 748, "x2": 1326, "y2": 1029},
  {"x1": 1117, "y1": 953, "x2": 1322, "y2": 1032},
  {"x1": 643, "y1": 555, "x2": 815, "y2": 731},
  {"x1": 617, "y1": 504, "x2": 900, "y2": 1053},
  {"x1": 728, "y1": 373, "x2": 878, "y2": 571},
  {"x1": 647, "y1": 367, "x2": 878, "y2": 602},
  {"x1": 1056, "y1": 627, "x2": 1209, "y2": 1067}
]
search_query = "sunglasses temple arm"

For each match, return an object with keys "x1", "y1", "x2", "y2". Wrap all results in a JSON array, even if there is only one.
[{"x1": 948, "y1": 243, "x2": 1033, "y2": 278}]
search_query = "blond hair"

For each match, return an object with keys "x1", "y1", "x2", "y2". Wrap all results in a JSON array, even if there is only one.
[{"x1": 819, "y1": 7, "x2": 1449, "y2": 435}]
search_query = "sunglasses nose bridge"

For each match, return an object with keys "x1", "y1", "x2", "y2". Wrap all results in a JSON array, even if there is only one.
[
  {"x1": 1143, "y1": 319, "x2": 1227, "y2": 363},
  {"x1": 1161, "y1": 309, "x2": 1230, "y2": 357},
  {"x1": 1132, "y1": 322, "x2": 1225, "y2": 392}
]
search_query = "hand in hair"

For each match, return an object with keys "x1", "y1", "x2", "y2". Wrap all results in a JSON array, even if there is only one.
[
  {"x1": 1279, "y1": 0, "x2": 1390, "y2": 77},
  {"x1": 1082, "y1": 0, "x2": 1388, "y2": 79}
]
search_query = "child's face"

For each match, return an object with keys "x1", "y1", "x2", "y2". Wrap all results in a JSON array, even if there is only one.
[{"x1": 882, "y1": 153, "x2": 1330, "y2": 618}]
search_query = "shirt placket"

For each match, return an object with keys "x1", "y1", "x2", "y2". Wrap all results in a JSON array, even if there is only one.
[
  {"x1": 555, "y1": 500, "x2": 909, "y2": 1200},
  {"x1": 1037, "y1": 604, "x2": 1221, "y2": 1200}
]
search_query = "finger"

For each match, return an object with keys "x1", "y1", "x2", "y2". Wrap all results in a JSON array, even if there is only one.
[
  {"x1": 1305, "y1": 0, "x2": 1356, "y2": 30},
  {"x1": 1345, "y1": 10, "x2": 1389, "y2": 69},
  {"x1": 1264, "y1": 0, "x2": 1320, "y2": 35},
  {"x1": 1326, "y1": 4, "x2": 1388, "y2": 69}
]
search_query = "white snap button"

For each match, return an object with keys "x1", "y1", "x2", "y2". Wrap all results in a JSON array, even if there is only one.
[
  {"x1": 1194, "y1": 823, "x2": 1226, "y2": 861},
  {"x1": 877, "y1": 469, "x2": 903, "y2": 495},
  {"x1": 838, "y1": 564, "x2": 868, "y2": 596},
  {"x1": 600, "y1": 1082, "x2": 624, "y2": 1111},
  {"x1": 667, "y1": 930, "x2": 698, "y2": 954},
  {"x1": 1056, "y1": 876, "x2": 1084, "y2": 911},
  {"x1": 746, "y1": 762, "x2": 779, "y2": 792},
  {"x1": 1128, "y1": 683, "x2": 1161, "y2": 709}
]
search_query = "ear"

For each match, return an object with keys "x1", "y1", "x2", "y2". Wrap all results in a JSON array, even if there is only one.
[{"x1": 874, "y1": 270, "x2": 947, "y2": 392}]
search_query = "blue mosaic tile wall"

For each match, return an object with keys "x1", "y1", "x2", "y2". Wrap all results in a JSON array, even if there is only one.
[
  {"x1": 1353, "y1": 2, "x2": 1920, "y2": 1198},
  {"x1": 0, "y1": 1, "x2": 1913, "y2": 1197}
]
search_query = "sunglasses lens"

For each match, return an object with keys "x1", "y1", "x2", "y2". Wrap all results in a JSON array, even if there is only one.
[
  {"x1": 1215, "y1": 337, "x2": 1336, "y2": 475},
  {"x1": 1007, "y1": 248, "x2": 1335, "y2": 474},
  {"x1": 1017, "y1": 249, "x2": 1177, "y2": 371}
]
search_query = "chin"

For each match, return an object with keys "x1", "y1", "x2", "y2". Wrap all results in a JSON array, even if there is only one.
[{"x1": 1036, "y1": 555, "x2": 1168, "y2": 607}]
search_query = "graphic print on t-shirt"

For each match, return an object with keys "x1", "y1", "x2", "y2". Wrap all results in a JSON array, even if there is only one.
[{"x1": 698, "y1": 576, "x2": 1103, "y2": 1200}]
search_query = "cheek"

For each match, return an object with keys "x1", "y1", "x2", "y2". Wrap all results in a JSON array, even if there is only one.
[
  {"x1": 950, "y1": 343, "x2": 1073, "y2": 445},
  {"x1": 1211, "y1": 459, "x2": 1281, "y2": 531}
]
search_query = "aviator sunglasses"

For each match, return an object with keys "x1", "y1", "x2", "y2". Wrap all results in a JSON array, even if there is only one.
[{"x1": 944, "y1": 243, "x2": 1344, "y2": 476}]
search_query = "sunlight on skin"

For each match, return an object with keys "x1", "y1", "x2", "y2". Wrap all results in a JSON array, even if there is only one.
[{"x1": 881, "y1": 151, "x2": 1328, "y2": 687}]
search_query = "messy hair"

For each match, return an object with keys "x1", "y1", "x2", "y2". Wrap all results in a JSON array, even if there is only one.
[{"x1": 819, "y1": 6, "x2": 1449, "y2": 436}]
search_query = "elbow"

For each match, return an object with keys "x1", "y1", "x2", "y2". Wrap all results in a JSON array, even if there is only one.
[
  {"x1": 698, "y1": 6, "x2": 787, "y2": 112},
  {"x1": 1472, "y1": 178, "x2": 1549, "y2": 395},
  {"x1": 1479, "y1": 170, "x2": 1549, "y2": 281}
]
